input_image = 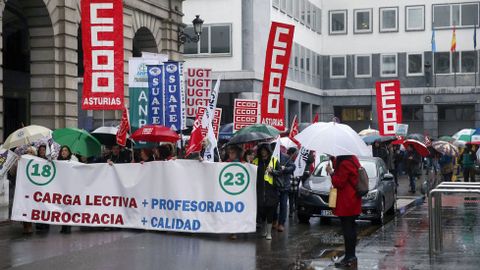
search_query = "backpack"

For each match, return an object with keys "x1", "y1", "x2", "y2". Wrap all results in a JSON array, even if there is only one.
[
  {"x1": 345, "y1": 159, "x2": 369, "y2": 197},
  {"x1": 356, "y1": 166, "x2": 369, "y2": 197}
]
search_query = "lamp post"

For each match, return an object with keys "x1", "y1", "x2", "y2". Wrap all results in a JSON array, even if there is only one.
[{"x1": 178, "y1": 15, "x2": 204, "y2": 50}]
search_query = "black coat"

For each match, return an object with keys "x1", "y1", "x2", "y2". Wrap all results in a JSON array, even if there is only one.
[{"x1": 256, "y1": 157, "x2": 280, "y2": 208}]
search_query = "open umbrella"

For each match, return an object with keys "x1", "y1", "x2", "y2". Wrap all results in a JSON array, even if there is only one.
[
  {"x1": 219, "y1": 123, "x2": 234, "y2": 141},
  {"x1": 452, "y1": 129, "x2": 475, "y2": 143},
  {"x1": 91, "y1": 126, "x2": 132, "y2": 147},
  {"x1": 228, "y1": 131, "x2": 274, "y2": 145},
  {"x1": 2, "y1": 125, "x2": 52, "y2": 149},
  {"x1": 280, "y1": 137, "x2": 298, "y2": 149},
  {"x1": 234, "y1": 124, "x2": 280, "y2": 137},
  {"x1": 470, "y1": 128, "x2": 480, "y2": 145},
  {"x1": 359, "y1": 127, "x2": 379, "y2": 137},
  {"x1": 362, "y1": 135, "x2": 398, "y2": 145},
  {"x1": 294, "y1": 122, "x2": 372, "y2": 157},
  {"x1": 130, "y1": 125, "x2": 179, "y2": 143},
  {"x1": 228, "y1": 124, "x2": 280, "y2": 145},
  {"x1": 432, "y1": 141, "x2": 459, "y2": 157},
  {"x1": 439, "y1": 136, "x2": 454, "y2": 143},
  {"x1": 53, "y1": 128, "x2": 101, "y2": 157},
  {"x1": 403, "y1": 139, "x2": 429, "y2": 157},
  {"x1": 406, "y1": 133, "x2": 425, "y2": 143}
]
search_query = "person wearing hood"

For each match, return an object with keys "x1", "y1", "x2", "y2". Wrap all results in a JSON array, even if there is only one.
[
  {"x1": 252, "y1": 143, "x2": 280, "y2": 240},
  {"x1": 326, "y1": 155, "x2": 361, "y2": 268},
  {"x1": 272, "y1": 147, "x2": 295, "y2": 232}
]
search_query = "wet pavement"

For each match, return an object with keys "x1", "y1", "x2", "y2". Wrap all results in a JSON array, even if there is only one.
[{"x1": 3, "y1": 173, "x2": 477, "y2": 270}]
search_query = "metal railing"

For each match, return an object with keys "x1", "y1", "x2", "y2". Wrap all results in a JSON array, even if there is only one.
[{"x1": 428, "y1": 182, "x2": 480, "y2": 257}]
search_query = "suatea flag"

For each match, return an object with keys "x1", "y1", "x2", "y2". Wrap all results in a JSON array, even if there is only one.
[{"x1": 451, "y1": 26, "x2": 457, "y2": 52}]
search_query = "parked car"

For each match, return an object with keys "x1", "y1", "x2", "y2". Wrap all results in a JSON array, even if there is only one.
[{"x1": 297, "y1": 156, "x2": 396, "y2": 225}]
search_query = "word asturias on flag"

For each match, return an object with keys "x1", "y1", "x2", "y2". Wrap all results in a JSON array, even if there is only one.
[
  {"x1": 81, "y1": 0, "x2": 124, "y2": 110},
  {"x1": 260, "y1": 22, "x2": 295, "y2": 131}
]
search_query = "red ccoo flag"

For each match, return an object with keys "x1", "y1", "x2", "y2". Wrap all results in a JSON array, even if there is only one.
[
  {"x1": 288, "y1": 115, "x2": 300, "y2": 146},
  {"x1": 116, "y1": 106, "x2": 130, "y2": 146},
  {"x1": 312, "y1": 113, "x2": 319, "y2": 123}
]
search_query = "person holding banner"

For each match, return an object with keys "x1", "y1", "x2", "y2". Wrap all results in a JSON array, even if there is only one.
[
  {"x1": 35, "y1": 145, "x2": 50, "y2": 232},
  {"x1": 57, "y1": 145, "x2": 74, "y2": 234},
  {"x1": 106, "y1": 144, "x2": 131, "y2": 165},
  {"x1": 243, "y1": 149, "x2": 255, "y2": 164},
  {"x1": 253, "y1": 143, "x2": 280, "y2": 240},
  {"x1": 137, "y1": 148, "x2": 154, "y2": 163}
]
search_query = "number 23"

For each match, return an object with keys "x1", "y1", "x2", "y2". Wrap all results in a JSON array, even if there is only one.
[{"x1": 223, "y1": 172, "x2": 245, "y2": 186}]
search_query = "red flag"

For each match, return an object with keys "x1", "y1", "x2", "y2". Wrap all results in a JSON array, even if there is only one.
[
  {"x1": 185, "y1": 112, "x2": 205, "y2": 157},
  {"x1": 312, "y1": 113, "x2": 319, "y2": 123},
  {"x1": 288, "y1": 115, "x2": 300, "y2": 146},
  {"x1": 116, "y1": 107, "x2": 130, "y2": 146}
]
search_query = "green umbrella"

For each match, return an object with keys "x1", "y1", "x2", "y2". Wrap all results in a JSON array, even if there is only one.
[
  {"x1": 235, "y1": 124, "x2": 280, "y2": 137},
  {"x1": 53, "y1": 128, "x2": 101, "y2": 157}
]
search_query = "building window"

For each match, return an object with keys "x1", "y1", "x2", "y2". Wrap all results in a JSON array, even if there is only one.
[
  {"x1": 329, "y1": 10, "x2": 347, "y2": 34},
  {"x1": 280, "y1": 0, "x2": 286, "y2": 12},
  {"x1": 335, "y1": 107, "x2": 372, "y2": 121},
  {"x1": 315, "y1": 6, "x2": 322, "y2": 33},
  {"x1": 355, "y1": 55, "x2": 371, "y2": 77},
  {"x1": 330, "y1": 55, "x2": 347, "y2": 78},
  {"x1": 433, "y1": 3, "x2": 479, "y2": 28},
  {"x1": 305, "y1": 1, "x2": 311, "y2": 28},
  {"x1": 184, "y1": 24, "x2": 231, "y2": 55},
  {"x1": 300, "y1": 0, "x2": 305, "y2": 24},
  {"x1": 380, "y1": 7, "x2": 398, "y2": 32},
  {"x1": 286, "y1": 0, "x2": 293, "y2": 16},
  {"x1": 406, "y1": 53, "x2": 424, "y2": 76},
  {"x1": 381, "y1": 54, "x2": 397, "y2": 77},
  {"x1": 354, "y1": 9, "x2": 372, "y2": 33},
  {"x1": 273, "y1": 0, "x2": 279, "y2": 8},
  {"x1": 403, "y1": 106, "x2": 424, "y2": 121},
  {"x1": 434, "y1": 51, "x2": 476, "y2": 74},
  {"x1": 406, "y1": 5, "x2": 425, "y2": 31},
  {"x1": 439, "y1": 105, "x2": 475, "y2": 121}
]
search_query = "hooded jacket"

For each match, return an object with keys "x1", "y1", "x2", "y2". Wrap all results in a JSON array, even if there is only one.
[{"x1": 331, "y1": 156, "x2": 362, "y2": 217}]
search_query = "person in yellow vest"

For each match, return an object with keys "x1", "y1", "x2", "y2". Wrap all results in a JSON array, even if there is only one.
[{"x1": 253, "y1": 143, "x2": 280, "y2": 240}]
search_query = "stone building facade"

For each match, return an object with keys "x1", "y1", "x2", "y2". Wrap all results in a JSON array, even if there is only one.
[{"x1": 0, "y1": 0, "x2": 184, "y2": 140}]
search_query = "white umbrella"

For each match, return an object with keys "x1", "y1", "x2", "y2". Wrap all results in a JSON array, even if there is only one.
[
  {"x1": 358, "y1": 126, "x2": 379, "y2": 137},
  {"x1": 2, "y1": 125, "x2": 52, "y2": 149},
  {"x1": 294, "y1": 122, "x2": 372, "y2": 157},
  {"x1": 279, "y1": 137, "x2": 298, "y2": 149}
]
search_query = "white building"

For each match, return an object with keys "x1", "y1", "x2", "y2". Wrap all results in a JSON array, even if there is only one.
[{"x1": 183, "y1": 0, "x2": 480, "y2": 137}]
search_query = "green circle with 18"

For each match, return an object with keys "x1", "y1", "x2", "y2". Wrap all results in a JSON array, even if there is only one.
[
  {"x1": 26, "y1": 159, "x2": 56, "y2": 186},
  {"x1": 218, "y1": 163, "x2": 250, "y2": 195}
]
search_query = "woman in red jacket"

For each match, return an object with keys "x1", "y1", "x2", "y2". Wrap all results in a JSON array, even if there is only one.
[{"x1": 326, "y1": 155, "x2": 361, "y2": 268}]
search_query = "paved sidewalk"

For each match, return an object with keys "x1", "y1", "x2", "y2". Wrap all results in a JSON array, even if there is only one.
[{"x1": 307, "y1": 193, "x2": 480, "y2": 270}]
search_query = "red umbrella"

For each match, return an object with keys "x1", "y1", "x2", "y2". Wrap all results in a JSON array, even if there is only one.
[
  {"x1": 403, "y1": 139, "x2": 430, "y2": 157},
  {"x1": 131, "y1": 125, "x2": 179, "y2": 143}
]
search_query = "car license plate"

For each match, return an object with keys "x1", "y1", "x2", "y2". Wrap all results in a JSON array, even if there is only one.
[{"x1": 321, "y1": 210, "x2": 333, "y2": 216}]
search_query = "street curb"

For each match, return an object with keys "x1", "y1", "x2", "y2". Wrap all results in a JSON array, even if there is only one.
[{"x1": 396, "y1": 195, "x2": 425, "y2": 215}]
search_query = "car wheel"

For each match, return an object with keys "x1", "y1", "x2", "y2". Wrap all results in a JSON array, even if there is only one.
[
  {"x1": 298, "y1": 213, "x2": 310, "y2": 224},
  {"x1": 372, "y1": 199, "x2": 385, "y2": 225}
]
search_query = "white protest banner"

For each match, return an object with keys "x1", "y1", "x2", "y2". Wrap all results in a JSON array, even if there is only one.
[
  {"x1": 12, "y1": 157, "x2": 257, "y2": 233},
  {"x1": 186, "y1": 68, "x2": 212, "y2": 117},
  {"x1": 234, "y1": 99, "x2": 259, "y2": 132},
  {"x1": 197, "y1": 107, "x2": 222, "y2": 139}
]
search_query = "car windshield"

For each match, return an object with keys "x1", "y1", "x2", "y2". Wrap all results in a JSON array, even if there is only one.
[{"x1": 314, "y1": 159, "x2": 377, "y2": 178}]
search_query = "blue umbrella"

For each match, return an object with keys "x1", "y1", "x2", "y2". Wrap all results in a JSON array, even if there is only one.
[
  {"x1": 363, "y1": 134, "x2": 381, "y2": 145},
  {"x1": 219, "y1": 123, "x2": 234, "y2": 141}
]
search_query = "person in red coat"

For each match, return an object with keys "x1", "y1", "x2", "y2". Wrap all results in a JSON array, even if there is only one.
[{"x1": 326, "y1": 155, "x2": 361, "y2": 268}]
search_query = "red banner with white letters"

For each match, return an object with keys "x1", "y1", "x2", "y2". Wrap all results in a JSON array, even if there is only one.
[
  {"x1": 234, "y1": 99, "x2": 259, "y2": 132},
  {"x1": 375, "y1": 80, "x2": 402, "y2": 136},
  {"x1": 260, "y1": 22, "x2": 294, "y2": 131},
  {"x1": 81, "y1": 0, "x2": 124, "y2": 110}
]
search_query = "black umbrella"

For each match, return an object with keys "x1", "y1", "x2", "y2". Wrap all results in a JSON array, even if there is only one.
[{"x1": 227, "y1": 132, "x2": 274, "y2": 145}]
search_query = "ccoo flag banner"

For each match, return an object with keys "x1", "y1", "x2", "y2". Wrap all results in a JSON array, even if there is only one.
[
  {"x1": 260, "y1": 21, "x2": 294, "y2": 131},
  {"x1": 81, "y1": 0, "x2": 124, "y2": 110},
  {"x1": 164, "y1": 62, "x2": 183, "y2": 131},
  {"x1": 147, "y1": 65, "x2": 164, "y2": 125},
  {"x1": 12, "y1": 156, "x2": 257, "y2": 233},
  {"x1": 375, "y1": 80, "x2": 403, "y2": 136}
]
